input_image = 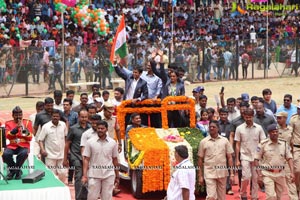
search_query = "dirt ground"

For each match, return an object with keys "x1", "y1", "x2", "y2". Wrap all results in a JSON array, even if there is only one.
[{"x1": 0, "y1": 76, "x2": 300, "y2": 114}]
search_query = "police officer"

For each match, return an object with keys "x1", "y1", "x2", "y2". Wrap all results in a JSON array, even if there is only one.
[
  {"x1": 290, "y1": 104, "x2": 300, "y2": 195},
  {"x1": 276, "y1": 111, "x2": 298, "y2": 199},
  {"x1": 2, "y1": 106, "x2": 33, "y2": 180},
  {"x1": 255, "y1": 124, "x2": 295, "y2": 199},
  {"x1": 198, "y1": 120, "x2": 234, "y2": 200}
]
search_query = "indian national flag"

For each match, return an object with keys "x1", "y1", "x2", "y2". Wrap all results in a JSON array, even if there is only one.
[{"x1": 110, "y1": 15, "x2": 128, "y2": 63}]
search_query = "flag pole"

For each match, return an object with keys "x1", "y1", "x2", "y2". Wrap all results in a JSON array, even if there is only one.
[
  {"x1": 62, "y1": 11, "x2": 66, "y2": 91},
  {"x1": 171, "y1": 4, "x2": 174, "y2": 60}
]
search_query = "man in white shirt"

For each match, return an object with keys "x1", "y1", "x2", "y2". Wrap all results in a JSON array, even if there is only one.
[
  {"x1": 167, "y1": 145, "x2": 195, "y2": 200},
  {"x1": 53, "y1": 90, "x2": 63, "y2": 111},
  {"x1": 111, "y1": 87, "x2": 124, "y2": 108},
  {"x1": 114, "y1": 63, "x2": 148, "y2": 103},
  {"x1": 39, "y1": 109, "x2": 68, "y2": 182}
]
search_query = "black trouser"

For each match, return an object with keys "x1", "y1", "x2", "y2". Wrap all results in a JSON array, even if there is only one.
[
  {"x1": 167, "y1": 110, "x2": 182, "y2": 128},
  {"x1": 68, "y1": 153, "x2": 75, "y2": 183},
  {"x1": 2, "y1": 147, "x2": 28, "y2": 174},
  {"x1": 52, "y1": 74, "x2": 64, "y2": 91},
  {"x1": 291, "y1": 62, "x2": 299, "y2": 77},
  {"x1": 242, "y1": 66, "x2": 248, "y2": 79},
  {"x1": 226, "y1": 159, "x2": 232, "y2": 192},
  {"x1": 32, "y1": 66, "x2": 40, "y2": 83},
  {"x1": 71, "y1": 159, "x2": 87, "y2": 200}
]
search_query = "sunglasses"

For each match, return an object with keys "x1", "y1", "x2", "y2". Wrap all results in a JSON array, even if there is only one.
[{"x1": 284, "y1": 99, "x2": 290, "y2": 102}]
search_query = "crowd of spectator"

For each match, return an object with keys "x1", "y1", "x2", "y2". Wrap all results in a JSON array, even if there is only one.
[
  {"x1": 0, "y1": 0, "x2": 300, "y2": 85},
  {"x1": 0, "y1": 0, "x2": 299, "y2": 46}
]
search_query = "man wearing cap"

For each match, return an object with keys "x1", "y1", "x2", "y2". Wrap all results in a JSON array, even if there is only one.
[
  {"x1": 101, "y1": 102, "x2": 122, "y2": 196},
  {"x1": 2, "y1": 106, "x2": 33, "y2": 180},
  {"x1": 241, "y1": 93, "x2": 250, "y2": 105},
  {"x1": 101, "y1": 102, "x2": 121, "y2": 152},
  {"x1": 276, "y1": 111, "x2": 298, "y2": 200},
  {"x1": 255, "y1": 124, "x2": 295, "y2": 199},
  {"x1": 289, "y1": 104, "x2": 300, "y2": 194}
]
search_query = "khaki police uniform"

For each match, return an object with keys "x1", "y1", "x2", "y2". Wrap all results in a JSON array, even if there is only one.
[
  {"x1": 290, "y1": 113, "x2": 300, "y2": 192},
  {"x1": 278, "y1": 124, "x2": 298, "y2": 200},
  {"x1": 198, "y1": 135, "x2": 234, "y2": 200},
  {"x1": 255, "y1": 138, "x2": 293, "y2": 199}
]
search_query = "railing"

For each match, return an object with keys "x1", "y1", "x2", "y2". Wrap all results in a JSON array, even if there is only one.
[{"x1": 0, "y1": 37, "x2": 299, "y2": 97}]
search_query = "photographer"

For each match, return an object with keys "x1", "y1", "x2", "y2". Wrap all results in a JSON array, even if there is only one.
[{"x1": 2, "y1": 106, "x2": 33, "y2": 180}]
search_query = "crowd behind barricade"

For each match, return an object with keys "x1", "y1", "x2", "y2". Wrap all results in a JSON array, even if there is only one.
[
  {"x1": 1, "y1": 0, "x2": 300, "y2": 199},
  {"x1": 2, "y1": 50, "x2": 300, "y2": 199},
  {"x1": 1, "y1": 0, "x2": 300, "y2": 88}
]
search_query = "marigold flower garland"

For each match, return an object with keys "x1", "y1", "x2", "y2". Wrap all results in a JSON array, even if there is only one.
[
  {"x1": 127, "y1": 140, "x2": 145, "y2": 168},
  {"x1": 161, "y1": 96, "x2": 196, "y2": 129},
  {"x1": 117, "y1": 96, "x2": 196, "y2": 138},
  {"x1": 117, "y1": 99, "x2": 162, "y2": 139},
  {"x1": 128, "y1": 127, "x2": 170, "y2": 193}
]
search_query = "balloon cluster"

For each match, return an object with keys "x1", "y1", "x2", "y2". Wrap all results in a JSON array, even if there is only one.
[
  {"x1": 0, "y1": 23, "x2": 22, "y2": 39},
  {"x1": 231, "y1": 2, "x2": 246, "y2": 18},
  {"x1": 54, "y1": 0, "x2": 110, "y2": 36},
  {"x1": 0, "y1": 23, "x2": 9, "y2": 39},
  {"x1": 0, "y1": 0, "x2": 6, "y2": 12}
]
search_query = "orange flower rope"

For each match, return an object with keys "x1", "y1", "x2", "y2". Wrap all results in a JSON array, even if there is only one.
[
  {"x1": 117, "y1": 96, "x2": 196, "y2": 139},
  {"x1": 128, "y1": 128, "x2": 170, "y2": 193}
]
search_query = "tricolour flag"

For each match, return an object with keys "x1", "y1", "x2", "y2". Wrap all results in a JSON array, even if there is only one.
[{"x1": 110, "y1": 15, "x2": 128, "y2": 63}]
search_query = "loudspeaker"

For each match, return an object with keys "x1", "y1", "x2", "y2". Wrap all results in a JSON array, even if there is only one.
[{"x1": 22, "y1": 170, "x2": 45, "y2": 184}]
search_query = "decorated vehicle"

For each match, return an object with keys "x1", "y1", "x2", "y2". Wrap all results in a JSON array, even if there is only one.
[{"x1": 117, "y1": 96, "x2": 204, "y2": 198}]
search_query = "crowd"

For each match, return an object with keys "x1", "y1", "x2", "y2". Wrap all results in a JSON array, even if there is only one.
[
  {"x1": 2, "y1": 45, "x2": 300, "y2": 200},
  {"x1": 1, "y1": 0, "x2": 300, "y2": 199},
  {"x1": 1, "y1": 0, "x2": 300, "y2": 86}
]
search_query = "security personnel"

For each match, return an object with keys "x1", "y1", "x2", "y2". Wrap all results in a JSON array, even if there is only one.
[
  {"x1": 2, "y1": 106, "x2": 33, "y2": 180},
  {"x1": 198, "y1": 120, "x2": 234, "y2": 200},
  {"x1": 290, "y1": 104, "x2": 300, "y2": 194},
  {"x1": 255, "y1": 124, "x2": 295, "y2": 199},
  {"x1": 276, "y1": 111, "x2": 298, "y2": 199}
]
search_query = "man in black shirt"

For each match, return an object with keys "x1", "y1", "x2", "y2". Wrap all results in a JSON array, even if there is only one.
[
  {"x1": 64, "y1": 109, "x2": 90, "y2": 200},
  {"x1": 218, "y1": 108, "x2": 234, "y2": 195}
]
